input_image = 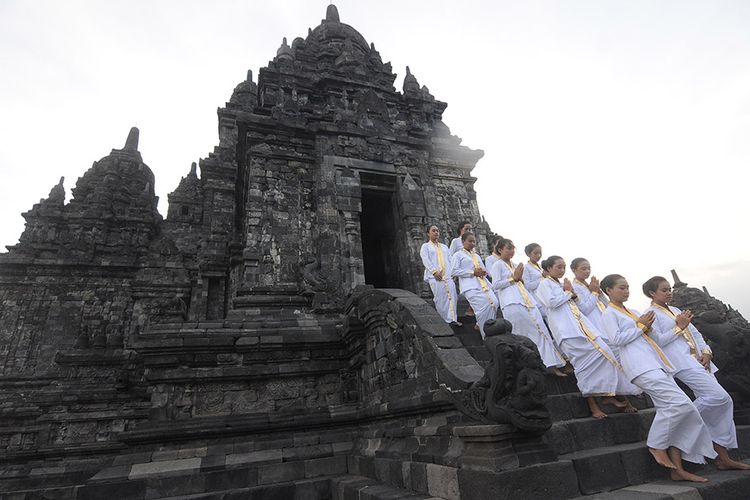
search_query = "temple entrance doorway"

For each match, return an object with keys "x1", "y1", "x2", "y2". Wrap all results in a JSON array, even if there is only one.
[{"x1": 359, "y1": 174, "x2": 402, "y2": 289}]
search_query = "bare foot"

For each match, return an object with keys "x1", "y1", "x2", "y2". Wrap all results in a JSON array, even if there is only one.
[
  {"x1": 548, "y1": 367, "x2": 568, "y2": 377},
  {"x1": 670, "y1": 469, "x2": 708, "y2": 482},
  {"x1": 649, "y1": 448, "x2": 677, "y2": 469},
  {"x1": 623, "y1": 402, "x2": 638, "y2": 413},
  {"x1": 563, "y1": 362, "x2": 575, "y2": 374},
  {"x1": 601, "y1": 396, "x2": 627, "y2": 408},
  {"x1": 591, "y1": 408, "x2": 608, "y2": 419},
  {"x1": 715, "y1": 458, "x2": 750, "y2": 470},
  {"x1": 466, "y1": 307, "x2": 475, "y2": 317},
  {"x1": 473, "y1": 324, "x2": 480, "y2": 332}
]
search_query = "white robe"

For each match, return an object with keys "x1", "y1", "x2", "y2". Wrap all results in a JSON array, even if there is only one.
[
  {"x1": 484, "y1": 254, "x2": 500, "y2": 280},
  {"x1": 602, "y1": 305, "x2": 717, "y2": 464},
  {"x1": 451, "y1": 249, "x2": 497, "y2": 338},
  {"x1": 419, "y1": 241, "x2": 458, "y2": 324},
  {"x1": 449, "y1": 237, "x2": 463, "y2": 255},
  {"x1": 647, "y1": 304, "x2": 735, "y2": 449},
  {"x1": 490, "y1": 261, "x2": 565, "y2": 369},
  {"x1": 537, "y1": 278, "x2": 638, "y2": 396},
  {"x1": 522, "y1": 261, "x2": 546, "y2": 318},
  {"x1": 572, "y1": 280, "x2": 609, "y2": 334}
]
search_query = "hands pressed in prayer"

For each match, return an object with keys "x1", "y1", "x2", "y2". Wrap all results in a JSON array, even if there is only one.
[
  {"x1": 512, "y1": 263, "x2": 524, "y2": 282},
  {"x1": 589, "y1": 276, "x2": 601, "y2": 293},
  {"x1": 675, "y1": 310, "x2": 693, "y2": 330},
  {"x1": 562, "y1": 278, "x2": 574, "y2": 293},
  {"x1": 639, "y1": 310, "x2": 656, "y2": 330}
]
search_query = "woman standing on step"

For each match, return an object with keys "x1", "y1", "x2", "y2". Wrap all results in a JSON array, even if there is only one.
[
  {"x1": 450, "y1": 232, "x2": 497, "y2": 338},
  {"x1": 570, "y1": 258, "x2": 609, "y2": 334},
  {"x1": 643, "y1": 276, "x2": 750, "y2": 471},
  {"x1": 419, "y1": 224, "x2": 460, "y2": 327},
  {"x1": 537, "y1": 258, "x2": 640, "y2": 418},
  {"x1": 600, "y1": 274, "x2": 717, "y2": 482},
  {"x1": 489, "y1": 238, "x2": 567, "y2": 376},
  {"x1": 521, "y1": 242, "x2": 547, "y2": 318},
  {"x1": 484, "y1": 235, "x2": 503, "y2": 281}
]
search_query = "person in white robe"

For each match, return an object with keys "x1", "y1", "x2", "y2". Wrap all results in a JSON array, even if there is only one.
[
  {"x1": 419, "y1": 225, "x2": 460, "y2": 326},
  {"x1": 449, "y1": 221, "x2": 472, "y2": 255},
  {"x1": 450, "y1": 232, "x2": 497, "y2": 338},
  {"x1": 489, "y1": 239, "x2": 566, "y2": 375},
  {"x1": 600, "y1": 274, "x2": 717, "y2": 483},
  {"x1": 484, "y1": 236, "x2": 502, "y2": 281},
  {"x1": 537, "y1": 257, "x2": 640, "y2": 418},
  {"x1": 521, "y1": 243, "x2": 547, "y2": 319},
  {"x1": 570, "y1": 258, "x2": 611, "y2": 343},
  {"x1": 643, "y1": 276, "x2": 750, "y2": 471}
]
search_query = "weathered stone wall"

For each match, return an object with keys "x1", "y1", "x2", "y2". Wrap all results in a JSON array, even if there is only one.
[{"x1": 0, "y1": 268, "x2": 135, "y2": 376}]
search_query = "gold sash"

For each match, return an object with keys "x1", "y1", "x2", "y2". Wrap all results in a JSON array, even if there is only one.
[
  {"x1": 465, "y1": 249, "x2": 495, "y2": 307},
  {"x1": 609, "y1": 303, "x2": 673, "y2": 370},
  {"x1": 433, "y1": 241, "x2": 446, "y2": 274},
  {"x1": 568, "y1": 300, "x2": 621, "y2": 370},
  {"x1": 650, "y1": 303, "x2": 700, "y2": 361}
]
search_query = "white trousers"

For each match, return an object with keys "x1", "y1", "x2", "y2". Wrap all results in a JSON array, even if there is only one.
[
  {"x1": 504, "y1": 303, "x2": 565, "y2": 369},
  {"x1": 560, "y1": 336, "x2": 640, "y2": 396},
  {"x1": 427, "y1": 278, "x2": 458, "y2": 324},
  {"x1": 633, "y1": 369, "x2": 717, "y2": 464},
  {"x1": 463, "y1": 288, "x2": 498, "y2": 339},
  {"x1": 676, "y1": 367, "x2": 737, "y2": 449}
]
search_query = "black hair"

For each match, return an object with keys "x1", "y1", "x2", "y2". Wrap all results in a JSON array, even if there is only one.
[
  {"x1": 488, "y1": 234, "x2": 503, "y2": 253},
  {"x1": 461, "y1": 231, "x2": 475, "y2": 242},
  {"x1": 425, "y1": 224, "x2": 439, "y2": 234},
  {"x1": 570, "y1": 257, "x2": 589, "y2": 271},
  {"x1": 642, "y1": 276, "x2": 669, "y2": 299},
  {"x1": 496, "y1": 237, "x2": 514, "y2": 252},
  {"x1": 600, "y1": 274, "x2": 625, "y2": 296},
  {"x1": 541, "y1": 255, "x2": 564, "y2": 272},
  {"x1": 524, "y1": 243, "x2": 540, "y2": 257},
  {"x1": 456, "y1": 221, "x2": 471, "y2": 235}
]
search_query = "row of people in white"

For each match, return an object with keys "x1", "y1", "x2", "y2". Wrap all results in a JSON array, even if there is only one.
[
  {"x1": 422, "y1": 227, "x2": 747, "y2": 481},
  {"x1": 599, "y1": 274, "x2": 747, "y2": 482}
]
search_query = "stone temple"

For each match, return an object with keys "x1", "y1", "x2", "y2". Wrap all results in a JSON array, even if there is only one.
[{"x1": 1, "y1": 5, "x2": 750, "y2": 499}]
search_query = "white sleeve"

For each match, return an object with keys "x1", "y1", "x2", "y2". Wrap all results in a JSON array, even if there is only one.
[
  {"x1": 601, "y1": 310, "x2": 645, "y2": 347},
  {"x1": 420, "y1": 244, "x2": 436, "y2": 275}
]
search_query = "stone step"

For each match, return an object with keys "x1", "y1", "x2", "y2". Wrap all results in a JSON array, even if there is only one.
[
  {"x1": 546, "y1": 409, "x2": 655, "y2": 455},
  {"x1": 546, "y1": 392, "x2": 653, "y2": 423},
  {"x1": 559, "y1": 425, "x2": 750, "y2": 496},
  {"x1": 571, "y1": 459, "x2": 750, "y2": 500},
  {"x1": 331, "y1": 474, "x2": 444, "y2": 500}
]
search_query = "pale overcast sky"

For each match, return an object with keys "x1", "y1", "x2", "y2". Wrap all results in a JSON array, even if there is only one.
[{"x1": 1, "y1": 0, "x2": 748, "y2": 315}]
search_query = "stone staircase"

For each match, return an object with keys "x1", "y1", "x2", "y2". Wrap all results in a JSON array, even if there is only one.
[{"x1": 2, "y1": 291, "x2": 750, "y2": 499}]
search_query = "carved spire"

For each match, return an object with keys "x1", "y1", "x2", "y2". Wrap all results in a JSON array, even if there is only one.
[
  {"x1": 124, "y1": 127, "x2": 139, "y2": 151},
  {"x1": 189, "y1": 161, "x2": 197, "y2": 177},
  {"x1": 403, "y1": 66, "x2": 420, "y2": 95},
  {"x1": 326, "y1": 4, "x2": 340, "y2": 23},
  {"x1": 670, "y1": 269, "x2": 687, "y2": 288}
]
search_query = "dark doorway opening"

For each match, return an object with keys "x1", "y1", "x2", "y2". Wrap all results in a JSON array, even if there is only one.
[{"x1": 360, "y1": 181, "x2": 402, "y2": 289}]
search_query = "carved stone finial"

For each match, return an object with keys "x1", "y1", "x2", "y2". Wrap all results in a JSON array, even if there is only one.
[
  {"x1": 702, "y1": 286, "x2": 711, "y2": 297},
  {"x1": 246, "y1": 69, "x2": 253, "y2": 82},
  {"x1": 276, "y1": 37, "x2": 293, "y2": 61},
  {"x1": 189, "y1": 162, "x2": 197, "y2": 176},
  {"x1": 124, "y1": 127, "x2": 139, "y2": 151},
  {"x1": 326, "y1": 4, "x2": 340, "y2": 22},
  {"x1": 403, "y1": 66, "x2": 421, "y2": 94},
  {"x1": 671, "y1": 269, "x2": 687, "y2": 288}
]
